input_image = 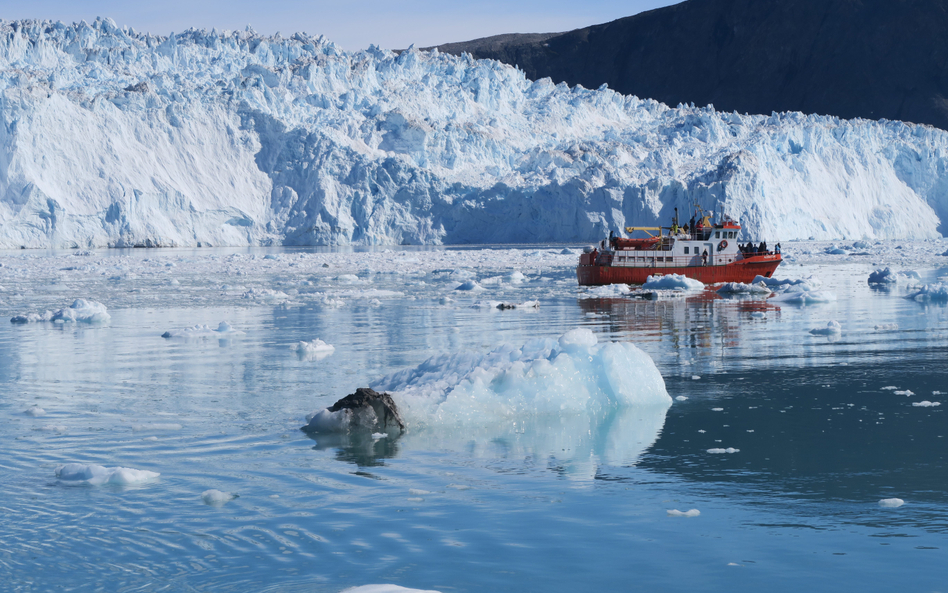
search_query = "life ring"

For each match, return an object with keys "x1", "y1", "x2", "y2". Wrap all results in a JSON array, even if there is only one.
[{"x1": 718, "y1": 239, "x2": 728, "y2": 251}]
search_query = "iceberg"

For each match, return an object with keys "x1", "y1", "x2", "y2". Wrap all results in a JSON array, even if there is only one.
[{"x1": 1, "y1": 19, "x2": 948, "y2": 248}]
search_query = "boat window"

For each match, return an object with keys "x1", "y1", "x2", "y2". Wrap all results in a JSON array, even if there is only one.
[
  {"x1": 684, "y1": 247, "x2": 689, "y2": 254},
  {"x1": 715, "y1": 231, "x2": 720, "y2": 239}
]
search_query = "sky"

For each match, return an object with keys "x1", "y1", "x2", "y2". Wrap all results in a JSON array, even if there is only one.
[{"x1": 0, "y1": 0, "x2": 681, "y2": 50}]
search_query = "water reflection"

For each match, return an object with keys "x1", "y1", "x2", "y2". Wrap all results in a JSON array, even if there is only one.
[{"x1": 305, "y1": 404, "x2": 672, "y2": 482}]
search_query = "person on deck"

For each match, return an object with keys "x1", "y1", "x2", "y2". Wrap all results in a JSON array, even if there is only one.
[{"x1": 702, "y1": 249, "x2": 708, "y2": 265}]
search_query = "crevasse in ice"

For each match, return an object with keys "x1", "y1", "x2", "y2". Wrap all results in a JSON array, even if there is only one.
[{"x1": 2, "y1": 18, "x2": 948, "y2": 248}]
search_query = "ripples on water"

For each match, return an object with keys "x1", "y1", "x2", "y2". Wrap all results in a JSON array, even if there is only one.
[{"x1": 1, "y1": 246, "x2": 947, "y2": 592}]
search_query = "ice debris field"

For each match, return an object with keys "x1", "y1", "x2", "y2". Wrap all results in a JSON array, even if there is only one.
[{"x1": 4, "y1": 19, "x2": 948, "y2": 249}]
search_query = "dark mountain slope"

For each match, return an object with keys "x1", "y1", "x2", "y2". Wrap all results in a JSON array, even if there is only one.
[{"x1": 434, "y1": 0, "x2": 948, "y2": 130}]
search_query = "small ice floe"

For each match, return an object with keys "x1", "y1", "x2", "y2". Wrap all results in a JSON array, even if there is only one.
[
  {"x1": 874, "y1": 323, "x2": 899, "y2": 331},
  {"x1": 878, "y1": 498, "x2": 904, "y2": 508},
  {"x1": 907, "y1": 282, "x2": 948, "y2": 302},
  {"x1": 880, "y1": 386, "x2": 899, "y2": 391},
  {"x1": 471, "y1": 300, "x2": 539, "y2": 310},
  {"x1": 578, "y1": 283, "x2": 632, "y2": 298},
  {"x1": 894, "y1": 390, "x2": 914, "y2": 396},
  {"x1": 711, "y1": 407, "x2": 723, "y2": 411},
  {"x1": 294, "y1": 339, "x2": 335, "y2": 361},
  {"x1": 667, "y1": 509, "x2": 700, "y2": 517},
  {"x1": 162, "y1": 322, "x2": 241, "y2": 339},
  {"x1": 825, "y1": 245, "x2": 848, "y2": 255},
  {"x1": 371, "y1": 432, "x2": 387, "y2": 440},
  {"x1": 302, "y1": 387, "x2": 405, "y2": 434},
  {"x1": 692, "y1": 375, "x2": 701, "y2": 380},
  {"x1": 912, "y1": 401, "x2": 941, "y2": 407},
  {"x1": 24, "y1": 405, "x2": 46, "y2": 417},
  {"x1": 340, "y1": 586, "x2": 442, "y2": 593},
  {"x1": 868, "y1": 267, "x2": 920, "y2": 286},
  {"x1": 202, "y1": 489, "x2": 239, "y2": 506},
  {"x1": 809, "y1": 320, "x2": 842, "y2": 336},
  {"x1": 39, "y1": 424, "x2": 67, "y2": 432},
  {"x1": 716, "y1": 282, "x2": 771, "y2": 295},
  {"x1": 454, "y1": 280, "x2": 485, "y2": 291},
  {"x1": 675, "y1": 396, "x2": 689, "y2": 401},
  {"x1": 336, "y1": 274, "x2": 362, "y2": 284},
  {"x1": 241, "y1": 287, "x2": 290, "y2": 303},
  {"x1": 507, "y1": 270, "x2": 527, "y2": 284},
  {"x1": 56, "y1": 463, "x2": 159, "y2": 486},
  {"x1": 11, "y1": 299, "x2": 110, "y2": 324},
  {"x1": 409, "y1": 489, "x2": 431, "y2": 496},
  {"x1": 321, "y1": 296, "x2": 346, "y2": 307},
  {"x1": 642, "y1": 274, "x2": 704, "y2": 291},
  {"x1": 707, "y1": 448, "x2": 739, "y2": 454}
]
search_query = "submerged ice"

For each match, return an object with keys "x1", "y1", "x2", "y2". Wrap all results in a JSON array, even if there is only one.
[{"x1": 3, "y1": 19, "x2": 948, "y2": 249}]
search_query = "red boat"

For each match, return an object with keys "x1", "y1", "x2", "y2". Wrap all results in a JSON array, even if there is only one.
[{"x1": 577, "y1": 209, "x2": 781, "y2": 286}]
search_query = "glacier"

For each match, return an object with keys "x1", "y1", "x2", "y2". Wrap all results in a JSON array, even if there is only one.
[{"x1": 2, "y1": 17, "x2": 948, "y2": 248}]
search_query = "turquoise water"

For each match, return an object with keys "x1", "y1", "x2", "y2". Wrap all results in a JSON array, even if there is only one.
[{"x1": 1, "y1": 248, "x2": 946, "y2": 592}]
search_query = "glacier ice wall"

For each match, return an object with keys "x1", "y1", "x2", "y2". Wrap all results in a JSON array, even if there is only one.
[{"x1": 2, "y1": 17, "x2": 948, "y2": 248}]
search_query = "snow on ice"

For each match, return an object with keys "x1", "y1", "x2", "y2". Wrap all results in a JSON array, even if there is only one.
[{"x1": 2, "y1": 19, "x2": 948, "y2": 249}]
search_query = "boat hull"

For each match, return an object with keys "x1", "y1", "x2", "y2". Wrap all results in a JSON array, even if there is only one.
[{"x1": 576, "y1": 255, "x2": 782, "y2": 286}]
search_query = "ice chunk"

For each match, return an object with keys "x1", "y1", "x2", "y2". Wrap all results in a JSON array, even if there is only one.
[
  {"x1": 294, "y1": 339, "x2": 335, "y2": 361},
  {"x1": 371, "y1": 328, "x2": 671, "y2": 429},
  {"x1": 667, "y1": 509, "x2": 700, "y2": 517},
  {"x1": 675, "y1": 396, "x2": 689, "y2": 401},
  {"x1": 809, "y1": 320, "x2": 842, "y2": 335},
  {"x1": 24, "y1": 405, "x2": 46, "y2": 417},
  {"x1": 894, "y1": 390, "x2": 914, "y2": 396},
  {"x1": 716, "y1": 282, "x2": 772, "y2": 295},
  {"x1": 868, "y1": 267, "x2": 920, "y2": 285},
  {"x1": 51, "y1": 299, "x2": 110, "y2": 323},
  {"x1": 340, "y1": 586, "x2": 442, "y2": 593},
  {"x1": 202, "y1": 489, "x2": 239, "y2": 506},
  {"x1": 878, "y1": 498, "x2": 904, "y2": 508},
  {"x1": 912, "y1": 401, "x2": 941, "y2": 407},
  {"x1": 13, "y1": 300, "x2": 109, "y2": 323},
  {"x1": 578, "y1": 284, "x2": 632, "y2": 298},
  {"x1": 642, "y1": 274, "x2": 704, "y2": 291},
  {"x1": 161, "y1": 322, "x2": 242, "y2": 339},
  {"x1": 907, "y1": 282, "x2": 948, "y2": 301},
  {"x1": 55, "y1": 463, "x2": 159, "y2": 485},
  {"x1": 707, "y1": 448, "x2": 740, "y2": 454},
  {"x1": 455, "y1": 280, "x2": 484, "y2": 291}
]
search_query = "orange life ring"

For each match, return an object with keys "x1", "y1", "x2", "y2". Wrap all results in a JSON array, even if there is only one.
[{"x1": 718, "y1": 239, "x2": 728, "y2": 251}]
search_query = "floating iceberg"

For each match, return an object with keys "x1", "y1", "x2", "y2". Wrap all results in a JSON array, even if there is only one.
[
  {"x1": 868, "y1": 267, "x2": 921, "y2": 285},
  {"x1": 372, "y1": 328, "x2": 671, "y2": 426},
  {"x1": 716, "y1": 281, "x2": 772, "y2": 295},
  {"x1": 12, "y1": 299, "x2": 110, "y2": 324},
  {"x1": 907, "y1": 283, "x2": 948, "y2": 301},
  {"x1": 161, "y1": 321, "x2": 241, "y2": 339},
  {"x1": 878, "y1": 498, "x2": 905, "y2": 508},
  {"x1": 809, "y1": 321, "x2": 842, "y2": 336},
  {"x1": 201, "y1": 489, "x2": 239, "y2": 506},
  {"x1": 55, "y1": 463, "x2": 159, "y2": 486},
  {"x1": 642, "y1": 274, "x2": 705, "y2": 291},
  {"x1": 667, "y1": 509, "x2": 701, "y2": 517},
  {"x1": 294, "y1": 339, "x2": 336, "y2": 361}
]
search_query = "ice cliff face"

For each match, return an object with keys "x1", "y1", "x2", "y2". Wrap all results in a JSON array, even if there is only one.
[{"x1": 2, "y1": 17, "x2": 948, "y2": 248}]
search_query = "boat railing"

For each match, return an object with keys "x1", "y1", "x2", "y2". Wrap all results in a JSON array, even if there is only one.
[{"x1": 601, "y1": 251, "x2": 778, "y2": 267}]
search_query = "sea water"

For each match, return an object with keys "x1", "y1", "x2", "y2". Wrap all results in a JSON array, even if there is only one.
[{"x1": 1, "y1": 242, "x2": 947, "y2": 592}]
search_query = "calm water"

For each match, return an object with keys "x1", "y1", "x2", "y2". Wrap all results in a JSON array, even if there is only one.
[{"x1": 1, "y1": 247, "x2": 946, "y2": 592}]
